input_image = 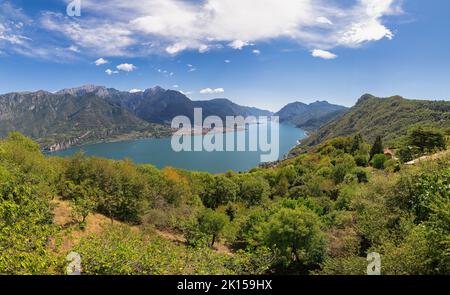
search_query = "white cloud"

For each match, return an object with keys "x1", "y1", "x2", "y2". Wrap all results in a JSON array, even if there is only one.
[
  {"x1": 68, "y1": 45, "x2": 80, "y2": 53},
  {"x1": 94, "y1": 57, "x2": 108, "y2": 65},
  {"x1": 200, "y1": 88, "x2": 225, "y2": 94},
  {"x1": 224, "y1": 59, "x2": 231, "y2": 63},
  {"x1": 9, "y1": 0, "x2": 402, "y2": 58},
  {"x1": 173, "y1": 84, "x2": 179, "y2": 88},
  {"x1": 198, "y1": 44, "x2": 209, "y2": 53},
  {"x1": 252, "y1": 49, "x2": 261, "y2": 55},
  {"x1": 311, "y1": 49, "x2": 337, "y2": 59},
  {"x1": 229, "y1": 40, "x2": 251, "y2": 50},
  {"x1": 129, "y1": 88, "x2": 143, "y2": 93},
  {"x1": 105, "y1": 69, "x2": 119, "y2": 75},
  {"x1": 116, "y1": 63, "x2": 136, "y2": 72},
  {"x1": 316, "y1": 16, "x2": 333, "y2": 25},
  {"x1": 166, "y1": 43, "x2": 187, "y2": 55},
  {"x1": 187, "y1": 64, "x2": 196, "y2": 72}
]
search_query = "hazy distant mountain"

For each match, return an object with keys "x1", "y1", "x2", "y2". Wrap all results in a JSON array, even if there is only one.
[
  {"x1": 0, "y1": 85, "x2": 273, "y2": 150},
  {"x1": 194, "y1": 98, "x2": 273, "y2": 119},
  {"x1": 275, "y1": 100, "x2": 348, "y2": 130},
  {"x1": 58, "y1": 85, "x2": 273, "y2": 124},
  {"x1": 0, "y1": 90, "x2": 170, "y2": 150},
  {"x1": 301, "y1": 94, "x2": 450, "y2": 147}
]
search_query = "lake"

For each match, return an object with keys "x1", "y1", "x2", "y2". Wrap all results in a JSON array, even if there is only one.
[{"x1": 51, "y1": 123, "x2": 306, "y2": 173}]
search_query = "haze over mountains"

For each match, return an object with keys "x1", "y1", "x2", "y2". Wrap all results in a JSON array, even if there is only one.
[
  {"x1": 56, "y1": 85, "x2": 273, "y2": 124},
  {"x1": 3, "y1": 84, "x2": 448, "y2": 155},
  {"x1": 275, "y1": 101, "x2": 348, "y2": 130},
  {"x1": 0, "y1": 85, "x2": 299, "y2": 150}
]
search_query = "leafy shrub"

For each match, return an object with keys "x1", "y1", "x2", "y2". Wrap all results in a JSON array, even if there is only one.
[
  {"x1": 354, "y1": 154, "x2": 369, "y2": 167},
  {"x1": 352, "y1": 167, "x2": 369, "y2": 183},
  {"x1": 371, "y1": 154, "x2": 388, "y2": 170},
  {"x1": 239, "y1": 177, "x2": 270, "y2": 207},
  {"x1": 384, "y1": 159, "x2": 400, "y2": 173}
]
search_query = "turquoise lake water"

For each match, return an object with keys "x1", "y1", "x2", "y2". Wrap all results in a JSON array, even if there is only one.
[{"x1": 51, "y1": 123, "x2": 306, "y2": 173}]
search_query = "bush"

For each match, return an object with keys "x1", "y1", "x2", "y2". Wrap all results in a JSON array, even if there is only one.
[
  {"x1": 408, "y1": 127, "x2": 446, "y2": 153},
  {"x1": 352, "y1": 167, "x2": 369, "y2": 183},
  {"x1": 239, "y1": 177, "x2": 270, "y2": 207},
  {"x1": 354, "y1": 154, "x2": 369, "y2": 167},
  {"x1": 397, "y1": 146, "x2": 415, "y2": 163},
  {"x1": 384, "y1": 159, "x2": 400, "y2": 173},
  {"x1": 332, "y1": 157, "x2": 356, "y2": 184},
  {"x1": 371, "y1": 154, "x2": 388, "y2": 170}
]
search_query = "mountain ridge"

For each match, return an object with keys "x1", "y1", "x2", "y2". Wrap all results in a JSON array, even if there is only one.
[
  {"x1": 275, "y1": 100, "x2": 348, "y2": 130},
  {"x1": 299, "y1": 94, "x2": 450, "y2": 148},
  {"x1": 0, "y1": 85, "x2": 275, "y2": 150}
]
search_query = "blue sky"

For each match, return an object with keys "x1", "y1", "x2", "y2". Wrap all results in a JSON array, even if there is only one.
[{"x1": 0, "y1": 0, "x2": 449, "y2": 111}]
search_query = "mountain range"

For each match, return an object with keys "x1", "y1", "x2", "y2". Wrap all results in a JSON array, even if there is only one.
[
  {"x1": 1, "y1": 85, "x2": 448, "y2": 154},
  {"x1": 0, "y1": 85, "x2": 352, "y2": 151},
  {"x1": 0, "y1": 85, "x2": 277, "y2": 151},
  {"x1": 56, "y1": 85, "x2": 273, "y2": 124}
]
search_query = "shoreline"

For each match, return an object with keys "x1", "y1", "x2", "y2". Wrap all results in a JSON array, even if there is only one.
[{"x1": 44, "y1": 123, "x2": 306, "y2": 154}]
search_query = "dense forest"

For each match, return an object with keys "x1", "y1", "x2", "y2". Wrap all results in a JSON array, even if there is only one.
[{"x1": 0, "y1": 125, "x2": 448, "y2": 274}]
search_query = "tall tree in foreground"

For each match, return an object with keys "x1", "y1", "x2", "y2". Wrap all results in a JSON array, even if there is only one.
[
  {"x1": 261, "y1": 205, "x2": 326, "y2": 269},
  {"x1": 197, "y1": 209, "x2": 228, "y2": 248}
]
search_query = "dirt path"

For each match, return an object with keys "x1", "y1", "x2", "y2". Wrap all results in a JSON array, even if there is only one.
[{"x1": 405, "y1": 149, "x2": 450, "y2": 165}]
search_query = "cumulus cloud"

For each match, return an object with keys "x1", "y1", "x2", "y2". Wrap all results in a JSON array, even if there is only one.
[
  {"x1": 252, "y1": 49, "x2": 261, "y2": 55},
  {"x1": 5, "y1": 0, "x2": 403, "y2": 58},
  {"x1": 94, "y1": 57, "x2": 108, "y2": 65},
  {"x1": 129, "y1": 88, "x2": 143, "y2": 93},
  {"x1": 224, "y1": 59, "x2": 231, "y2": 63},
  {"x1": 229, "y1": 40, "x2": 251, "y2": 50},
  {"x1": 311, "y1": 49, "x2": 337, "y2": 59},
  {"x1": 200, "y1": 88, "x2": 225, "y2": 94},
  {"x1": 105, "y1": 69, "x2": 119, "y2": 75},
  {"x1": 116, "y1": 63, "x2": 136, "y2": 72}
]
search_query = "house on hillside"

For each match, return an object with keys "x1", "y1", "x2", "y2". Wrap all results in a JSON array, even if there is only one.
[{"x1": 384, "y1": 148, "x2": 395, "y2": 159}]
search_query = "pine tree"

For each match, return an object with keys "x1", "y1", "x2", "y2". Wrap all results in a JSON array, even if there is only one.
[
  {"x1": 370, "y1": 135, "x2": 384, "y2": 159},
  {"x1": 351, "y1": 134, "x2": 363, "y2": 154}
]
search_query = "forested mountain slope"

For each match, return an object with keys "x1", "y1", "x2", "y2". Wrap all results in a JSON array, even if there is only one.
[
  {"x1": 301, "y1": 94, "x2": 450, "y2": 147},
  {"x1": 275, "y1": 101, "x2": 347, "y2": 130}
]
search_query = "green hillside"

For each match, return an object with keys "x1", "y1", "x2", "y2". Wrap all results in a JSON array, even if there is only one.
[
  {"x1": 301, "y1": 94, "x2": 450, "y2": 147},
  {"x1": 0, "y1": 131, "x2": 448, "y2": 275},
  {"x1": 0, "y1": 91, "x2": 171, "y2": 150}
]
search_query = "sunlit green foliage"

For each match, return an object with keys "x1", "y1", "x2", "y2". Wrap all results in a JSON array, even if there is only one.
[{"x1": 0, "y1": 132, "x2": 448, "y2": 275}]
